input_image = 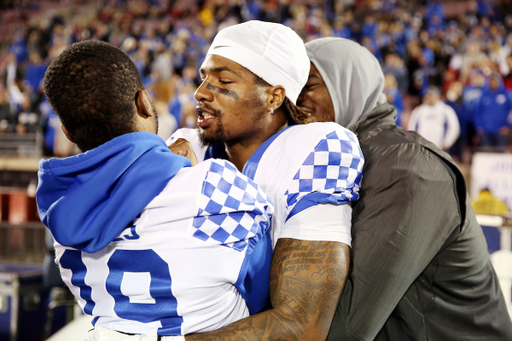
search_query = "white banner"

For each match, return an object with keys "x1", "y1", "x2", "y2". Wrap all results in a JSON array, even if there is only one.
[{"x1": 470, "y1": 152, "x2": 512, "y2": 212}]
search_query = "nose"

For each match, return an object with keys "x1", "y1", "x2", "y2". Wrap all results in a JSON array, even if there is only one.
[{"x1": 195, "y1": 79, "x2": 214, "y2": 103}]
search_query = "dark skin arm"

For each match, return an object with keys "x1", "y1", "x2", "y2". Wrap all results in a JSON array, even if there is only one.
[
  {"x1": 168, "y1": 138, "x2": 198, "y2": 166},
  {"x1": 186, "y1": 238, "x2": 350, "y2": 341}
]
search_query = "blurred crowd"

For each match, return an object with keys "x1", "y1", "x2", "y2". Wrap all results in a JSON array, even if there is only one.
[{"x1": 0, "y1": 0, "x2": 511, "y2": 163}]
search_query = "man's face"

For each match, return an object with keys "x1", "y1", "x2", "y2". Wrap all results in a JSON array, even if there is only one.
[
  {"x1": 471, "y1": 74, "x2": 485, "y2": 88},
  {"x1": 490, "y1": 77, "x2": 499, "y2": 90},
  {"x1": 424, "y1": 92, "x2": 439, "y2": 106},
  {"x1": 296, "y1": 62, "x2": 335, "y2": 122},
  {"x1": 194, "y1": 54, "x2": 268, "y2": 146}
]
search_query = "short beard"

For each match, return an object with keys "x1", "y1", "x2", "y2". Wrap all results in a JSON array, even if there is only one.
[
  {"x1": 198, "y1": 93, "x2": 266, "y2": 147},
  {"x1": 199, "y1": 119, "x2": 224, "y2": 147}
]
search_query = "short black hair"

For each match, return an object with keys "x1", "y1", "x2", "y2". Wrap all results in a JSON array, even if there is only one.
[{"x1": 44, "y1": 40, "x2": 144, "y2": 151}]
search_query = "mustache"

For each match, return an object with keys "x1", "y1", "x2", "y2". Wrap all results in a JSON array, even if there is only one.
[{"x1": 195, "y1": 102, "x2": 223, "y2": 117}]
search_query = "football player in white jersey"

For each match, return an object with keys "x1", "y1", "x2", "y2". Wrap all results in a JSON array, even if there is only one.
[
  {"x1": 81, "y1": 21, "x2": 364, "y2": 341},
  {"x1": 159, "y1": 21, "x2": 364, "y2": 341},
  {"x1": 36, "y1": 40, "x2": 274, "y2": 339}
]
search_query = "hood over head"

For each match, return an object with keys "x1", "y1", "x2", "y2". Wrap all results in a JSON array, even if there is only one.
[
  {"x1": 305, "y1": 37, "x2": 387, "y2": 128},
  {"x1": 36, "y1": 132, "x2": 191, "y2": 253}
]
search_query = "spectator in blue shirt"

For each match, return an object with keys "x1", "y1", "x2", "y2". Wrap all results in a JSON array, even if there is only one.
[
  {"x1": 427, "y1": 14, "x2": 446, "y2": 37},
  {"x1": 382, "y1": 52, "x2": 409, "y2": 94},
  {"x1": 477, "y1": 1, "x2": 500, "y2": 21},
  {"x1": 445, "y1": 81, "x2": 469, "y2": 162},
  {"x1": 384, "y1": 74, "x2": 404, "y2": 126},
  {"x1": 362, "y1": 15, "x2": 377, "y2": 39},
  {"x1": 474, "y1": 72, "x2": 512, "y2": 152},
  {"x1": 332, "y1": 17, "x2": 351, "y2": 39},
  {"x1": 9, "y1": 34, "x2": 28, "y2": 64},
  {"x1": 425, "y1": 0, "x2": 446, "y2": 24},
  {"x1": 24, "y1": 50, "x2": 47, "y2": 96}
]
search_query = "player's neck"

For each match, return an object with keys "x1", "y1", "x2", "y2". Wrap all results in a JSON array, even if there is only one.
[
  {"x1": 224, "y1": 121, "x2": 287, "y2": 172},
  {"x1": 224, "y1": 142, "x2": 259, "y2": 172}
]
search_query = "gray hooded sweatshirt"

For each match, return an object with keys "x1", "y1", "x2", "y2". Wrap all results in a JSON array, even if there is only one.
[{"x1": 306, "y1": 38, "x2": 512, "y2": 341}]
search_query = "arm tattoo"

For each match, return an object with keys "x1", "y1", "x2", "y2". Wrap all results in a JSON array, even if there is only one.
[{"x1": 185, "y1": 239, "x2": 350, "y2": 341}]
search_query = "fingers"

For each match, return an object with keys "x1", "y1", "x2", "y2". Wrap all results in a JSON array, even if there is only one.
[{"x1": 168, "y1": 138, "x2": 198, "y2": 166}]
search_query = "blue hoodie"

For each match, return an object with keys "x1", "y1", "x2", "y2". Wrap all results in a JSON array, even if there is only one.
[
  {"x1": 462, "y1": 84, "x2": 483, "y2": 125},
  {"x1": 474, "y1": 76, "x2": 512, "y2": 135},
  {"x1": 36, "y1": 133, "x2": 191, "y2": 253}
]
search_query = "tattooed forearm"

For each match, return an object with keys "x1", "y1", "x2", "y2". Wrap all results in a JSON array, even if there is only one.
[
  {"x1": 185, "y1": 239, "x2": 350, "y2": 341},
  {"x1": 270, "y1": 240, "x2": 348, "y2": 329}
]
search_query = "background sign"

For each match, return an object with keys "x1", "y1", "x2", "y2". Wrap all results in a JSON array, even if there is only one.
[{"x1": 471, "y1": 153, "x2": 512, "y2": 212}]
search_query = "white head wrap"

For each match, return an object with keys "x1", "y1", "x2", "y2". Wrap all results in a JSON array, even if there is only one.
[
  {"x1": 305, "y1": 38, "x2": 387, "y2": 128},
  {"x1": 206, "y1": 20, "x2": 310, "y2": 104}
]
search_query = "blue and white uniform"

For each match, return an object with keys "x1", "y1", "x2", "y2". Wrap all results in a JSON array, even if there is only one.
[
  {"x1": 169, "y1": 122, "x2": 364, "y2": 246},
  {"x1": 36, "y1": 133, "x2": 273, "y2": 336}
]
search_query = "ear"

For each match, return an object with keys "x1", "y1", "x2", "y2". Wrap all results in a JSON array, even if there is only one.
[
  {"x1": 135, "y1": 89, "x2": 153, "y2": 119},
  {"x1": 267, "y1": 85, "x2": 286, "y2": 111},
  {"x1": 61, "y1": 125, "x2": 75, "y2": 143}
]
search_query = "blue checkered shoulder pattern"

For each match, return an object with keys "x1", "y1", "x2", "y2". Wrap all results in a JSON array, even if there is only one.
[
  {"x1": 192, "y1": 160, "x2": 274, "y2": 252},
  {"x1": 284, "y1": 129, "x2": 364, "y2": 221}
]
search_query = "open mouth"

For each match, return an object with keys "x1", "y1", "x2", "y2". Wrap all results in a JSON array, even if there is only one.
[
  {"x1": 200, "y1": 112, "x2": 215, "y2": 119},
  {"x1": 196, "y1": 107, "x2": 217, "y2": 128}
]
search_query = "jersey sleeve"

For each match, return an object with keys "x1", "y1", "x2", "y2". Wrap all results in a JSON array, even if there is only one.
[
  {"x1": 284, "y1": 129, "x2": 364, "y2": 221},
  {"x1": 280, "y1": 128, "x2": 364, "y2": 245},
  {"x1": 193, "y1": 159, "x2": 274, "y2": 314},
  {"x1": 282, "y1": 203, "x2": 352, "y2": 246}
]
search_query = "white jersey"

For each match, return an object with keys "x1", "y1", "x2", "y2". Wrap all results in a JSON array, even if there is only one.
[
  {"x1": 54, "y1": 159, "x2": 273, "y2": 336},
  {"x1": 407, "y1": 101, "x2": 460, "y2": 150},
  {"x1": 169, "y1": 122, "x2": 364, "y2": 247}
]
